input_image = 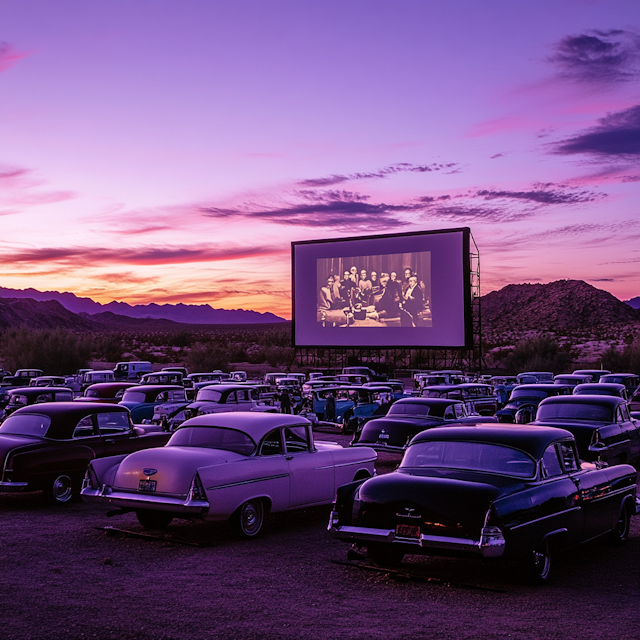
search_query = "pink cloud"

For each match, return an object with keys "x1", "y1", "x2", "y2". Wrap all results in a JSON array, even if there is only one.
[{"x1": 0, "y1": 42, "x2": 32, "y2": 72}]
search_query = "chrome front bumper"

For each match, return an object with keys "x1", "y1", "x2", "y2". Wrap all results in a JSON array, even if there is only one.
[
  {"x1": 81, "y1": 483, "x2": 209, "y2": 514},
  {"x1": 330, "y1": 515, "x2": 505, "y2": 558},
  {"x1": 0, "y1": 480, "x2": 29, "y2": 493}
]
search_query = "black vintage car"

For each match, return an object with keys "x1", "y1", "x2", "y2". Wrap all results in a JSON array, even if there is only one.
[
  {"x1": 0, "y1": 386, "x2": 75, "y2": 421},
  {"x1": 350, "y1": 397, "x2": 496, "y2": 453},
  {"x1": 330, "y1": 425, "x2": 638, "y2": 583},
  {"x1": 421, "y1": 383, "x2": 499, "y2": 416},
  {"x1": 495, "y1": 384, "x2": 572, "y2": 423},
  {"x1": 0, "y1": 402, "x2": 170, "y2": 503},
  {"x1": 530, "y1": 395, "x2": 640, "y2": 466}
]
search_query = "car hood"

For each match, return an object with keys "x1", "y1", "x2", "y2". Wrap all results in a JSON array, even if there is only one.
[
  {"x1": 113, "y1": 446, "x2": 242, "y2": 496},
  {"x1": 356, "y1": 471, "x2": 507, "y2": 538}
]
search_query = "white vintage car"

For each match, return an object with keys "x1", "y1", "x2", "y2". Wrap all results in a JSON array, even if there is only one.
[{"x1": 81, "y1": 412, "x2": 377, "y2": 537}]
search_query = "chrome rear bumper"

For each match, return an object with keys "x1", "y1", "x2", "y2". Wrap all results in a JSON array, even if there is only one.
[
  {"x1": 81, "y1": 483, "x2": 209, "y2": 514},
  {"x1": 330, "y1": 517, "x2": 505, "y2": 558}
]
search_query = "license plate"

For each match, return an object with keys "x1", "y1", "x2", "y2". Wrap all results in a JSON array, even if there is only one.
[
  {"x1": 396, "y1": 524, "x2": 420, "y2": 538},
  {"x1": 138, "y1": 479, "x2": 157, "y2": 492}
]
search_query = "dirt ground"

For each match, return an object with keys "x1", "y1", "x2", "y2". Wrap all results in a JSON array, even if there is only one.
[{"x1": 1, "y1": 431, "x2": 639, "y2": 640}]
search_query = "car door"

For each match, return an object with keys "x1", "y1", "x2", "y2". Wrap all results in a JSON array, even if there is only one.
[
  {"x1": 284, "y1": 426, "x2": 334, "y2": 507},
  {"x1": 96, "y1": 411, "x2": 149, "y2": 456},
  {"x1": 616, "y1": 403, "x2": 640, "y2": 463},
  {"x1": 234, "y1": 389, "x2": 253, "y2": 412}
]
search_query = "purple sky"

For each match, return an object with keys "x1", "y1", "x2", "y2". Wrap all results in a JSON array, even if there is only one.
[{"x1": 1, "y1": 0, "x2": 638, "y2": 318}]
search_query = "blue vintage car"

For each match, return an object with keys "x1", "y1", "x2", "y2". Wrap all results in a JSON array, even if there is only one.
[
  {"x1": 118, "y1": 385, "x2": 188, "y2": 423},
  {"x1": 331, "y1": 425, "x2": 639, "y2": 583},
  {"x1": 311, "y1": 386, "x2": 387, "y2": 424}
]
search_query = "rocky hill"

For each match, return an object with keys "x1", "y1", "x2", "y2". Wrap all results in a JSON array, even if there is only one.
[
  {"x1": 0, "y1": 287, "x2": 286, "y2": 324},
  {"x1": 481, "y1": 280, "x2": 640, "y2": 335},
  {"x1": 0, "y1": 298, "x2": 97, "y2": 331}
]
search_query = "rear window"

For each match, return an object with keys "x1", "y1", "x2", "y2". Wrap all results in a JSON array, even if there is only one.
[
  {"x1": 121, "y1": 391, "x2": 149, "y2": 403},
  {"x1": 401, "y1": 440, "x2": 536, "y2": 478},
  {"x1": 169, "y1": 426, "x2": 255, "y2": 455},
  {"x1": 389, "y1": 403, "x2": 433, "y2": 417},
  {"x1": 511, "y1": 389, "x2": 549, "y2": 400},
  {"x1": 537, "y1": 403, "x2": 613, "y2": 422},
  {"x1": 0, "y1": 414, "x2": 52, "y2": 437},
  {"x1": 197, "y1": 389, "x2": 223, "y2": 403}
]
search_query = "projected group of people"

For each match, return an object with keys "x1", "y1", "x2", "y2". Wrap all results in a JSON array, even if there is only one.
[{"x1": 318, "y1": 264, "x2": 431, "y2": 328}]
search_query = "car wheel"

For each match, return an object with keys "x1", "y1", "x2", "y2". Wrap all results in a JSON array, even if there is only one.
[
  {"x1": 608, "y1": 500, "x2": 631, "y2": 545},
  {"x1": 527, "y1": 537, "x2": 553, "y2": 584},
  {"x1": 368, "y1": 543, "x2": 405, "y2": 567},
  {"x1": 136, "y1": 510, "x2": 174, "y2": 529},
  {"x1": 45, "y1": 474, "x2": 76, "y2": 504},
  {"x1": 231, "y1": 499, "x2": 264, "y2": 539}
]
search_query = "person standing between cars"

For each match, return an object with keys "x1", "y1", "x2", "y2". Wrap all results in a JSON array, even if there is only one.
[
  {"x1": 325, "y1": 391, "x2": 336, "y2": 422},
  {"x1": 279, "y1": 389, "x2": 292, "y2": 414}
]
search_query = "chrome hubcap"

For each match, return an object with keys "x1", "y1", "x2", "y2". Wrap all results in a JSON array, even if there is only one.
[{"x1": 52, "y1": 476, "x2": 73, "y2": 502}]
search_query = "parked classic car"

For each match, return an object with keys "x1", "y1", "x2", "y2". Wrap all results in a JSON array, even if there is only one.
[
  {"x1": 119, "y1": 385, "x2": 188, "y2": 423},
  {"x1": 81, "y1": 412, "x2": 377, "y2": 536},
  {"x1": 181, "y1": 385, "x2": 278, "y2": 423},
  {"x1": 75, "y1": 382, "x2": 139, "y2": 404},
  {"x1": 495, "y1": 384, "x2": 572, "y2": 423},
  {"x1": 330, "y1": 425, "x2": 638, "y2": 582},
  {"x1": 530, "y1": 395, "x2": 640, "y2": 466},
  {"x1": 0, "y1": 387, "x2": 75, "y2": 421},
  {"x1": 140, "y1": 371, "x2": 184, "y2": 386},
  {"x1": 421, "y1": 383, "x2": 498, "y2": 416},
  {"x1": 573, "y1": 383, "x2": 628, "y2": 400},
  {"x1": 351, "y1": 397, "x2": 495, "y2": 453},
  {"x1": 29, "y1": 376, "x2": 67, "y2": 387},
  {"x1": 310, "y1": 386, "x2": 387, "y2": 424},
  {"x1": 554, "y1": 374, "x2": 592, "y2": 388},
  {"x1": 0, "y1": 402, "x2": 170, "y2": 502},
  {"x1": 598, "y1": 374, "x2": 640, "y2": 398},
  {"x1": 516, "y1": 371, "x2": 554, "y2": 385},
  {"x1": 1, "y1": 369, "x2": 44, "y2": 387},
  {"x1": 573, "y1": 369, "x2": 611, "y2": 383}
]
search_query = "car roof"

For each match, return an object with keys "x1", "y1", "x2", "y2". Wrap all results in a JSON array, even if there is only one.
[
  {"x1": 9, "y1": 386, "x2": 73, "y2": 396},
  {"x1": 573, "y1": 383, "x2": 626, "y2": 392},
  {"x1": 197, "y1": 384, "x2": 257, "y2": 392},
  {"x1": 85, "y1": 382, "x2": 138, "y2": 391},
  {"x1": 177, "y1": 412, "x2": 311, "y2": 442},
  {"x1": 422, "y1": 383, "x2": 493, "y2": 391},
  {"x1": 123, "y1": 385, "x2": 184, "y2": 392},
  {"x1": 411, "y1": 425, "x2": 574, "y2": 458},
  {"x1": 512, "y1": 384, "x2": 565, "y2": 391},
  {"x1": 539, "y1": 394, "x2": 625, "y2": 408},
  {"x1": 398, "y1": 397, "x2": 463, "y2": 406}
]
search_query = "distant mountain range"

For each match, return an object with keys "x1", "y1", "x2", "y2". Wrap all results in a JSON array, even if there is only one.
[
  {"x1": 0, "y1": 287, "x2": 286, "y2": 325},
  {"x1": 481, "y1": 279, "x2": 640, "y2": 335},
  {"x1": 625, "y1": 296, "x2": 640, "y2": 310},
  {"x1": 0, "y1": 281, "x2": 637, "y2": 335}
]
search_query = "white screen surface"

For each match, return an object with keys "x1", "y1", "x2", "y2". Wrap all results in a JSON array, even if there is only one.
[{"x1": 292, "y1": 228, "x2": 471, "y2": 348}]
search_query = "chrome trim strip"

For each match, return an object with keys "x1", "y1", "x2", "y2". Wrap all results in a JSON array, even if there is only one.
[
  {"x1": 585, "y1": 485, "x2": 636, "y2": 503},
  {"x1": 316, "y1": 459, "x2": 376, "y2": 470},
  {"x1": 509, "y1": 506, "x2": 581, "y2": 530},
  {"x1": 206, "y1": 473, "x2": 289, "y2": 491}
]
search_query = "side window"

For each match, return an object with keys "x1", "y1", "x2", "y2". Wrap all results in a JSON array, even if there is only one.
[
  {"x1": 284, "y1": 426, "x2": 310, "y2": 453},
  {"x1": 236, "y1": 389, "x2": 249, "y2": 402},
  {"x1": 73, "y1": 415, "x2": 95, "y2": 438},
  {"x1": 35, "y1": 393, "x2": 53, "y2": 403},
  {"x1": 226, "y1": 392, "x2": 238, "y2": 404},
  {"x1": 155, "y1": 391, "x2": 168, "y2": 403},
  {"x1": 542, "y1": 445, "x2": 563, "y2": 478},
  {"x1": 454, "y1": 403, "x2": 466, "y2": 419},
  {"x1": 558, "y1": 441, "x2": 579, "y2": 472},
  {"x1": 443, "y1": 406, "x2": 455, "y2": 420},
  {"x1": 168, "y1": 390, "x2": 186, "y2": 402},
  {"x1": 260, "y1": 429, "x2": 283, "y2": 456},
  {"x1": 97, "y1": 412, "x2": 131, "y2": 435}
]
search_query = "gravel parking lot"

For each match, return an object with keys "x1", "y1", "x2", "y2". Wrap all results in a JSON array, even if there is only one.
[{"x1": 1, "y1": 431, "x2": 639, "y2": 640}]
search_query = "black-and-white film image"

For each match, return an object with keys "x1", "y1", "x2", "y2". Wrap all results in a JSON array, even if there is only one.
[{"x1": 316, "y1": 252, "x2": 432, "y2": 328}]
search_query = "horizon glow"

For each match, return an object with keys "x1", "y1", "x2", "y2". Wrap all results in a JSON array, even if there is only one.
[{"x1": 1, "y1": 1, "x2": 638, "y2": 319}]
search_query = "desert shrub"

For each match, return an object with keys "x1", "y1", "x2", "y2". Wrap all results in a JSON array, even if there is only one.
[
  {"x1": 602, "y1": 334, "x2": 640, "y2": 374},
  {"x1": 0, "y1": 327, "x2": 92, "y2": 375},
  {"x1": 503, "y1": 334, "x2": 573, "y2": 374},
  {"x1": 184, "y1": 342, "x2": 229, "y2": 372}
]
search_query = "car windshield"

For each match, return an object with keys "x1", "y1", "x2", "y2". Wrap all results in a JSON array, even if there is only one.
[
  {"x1": 168, "y1": 426, "x2": 256, "y2": 455},
  {"x1": 197, "y1": 389, "x2": 223, "y2": 402},
  {"x1": 401, "y1": 441, "x2": 536, "y2": 478},
  {"x1": 537, "y1": 403, "x2": 613, "y2": 422},
  {"x1": 389, "y1": 403, "x2": 434, "y2": 417},
  {"x1": 511, "y1": 389, "x2": 550, "y2": 400},
  {"x1": 0, "y1": 414, "x2": 52, "y2": 437}
]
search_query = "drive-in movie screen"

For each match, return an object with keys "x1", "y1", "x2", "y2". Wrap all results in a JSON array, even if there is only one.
[{"x1": 292, "y1": 228, "x2": 471, "y2": 348}]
